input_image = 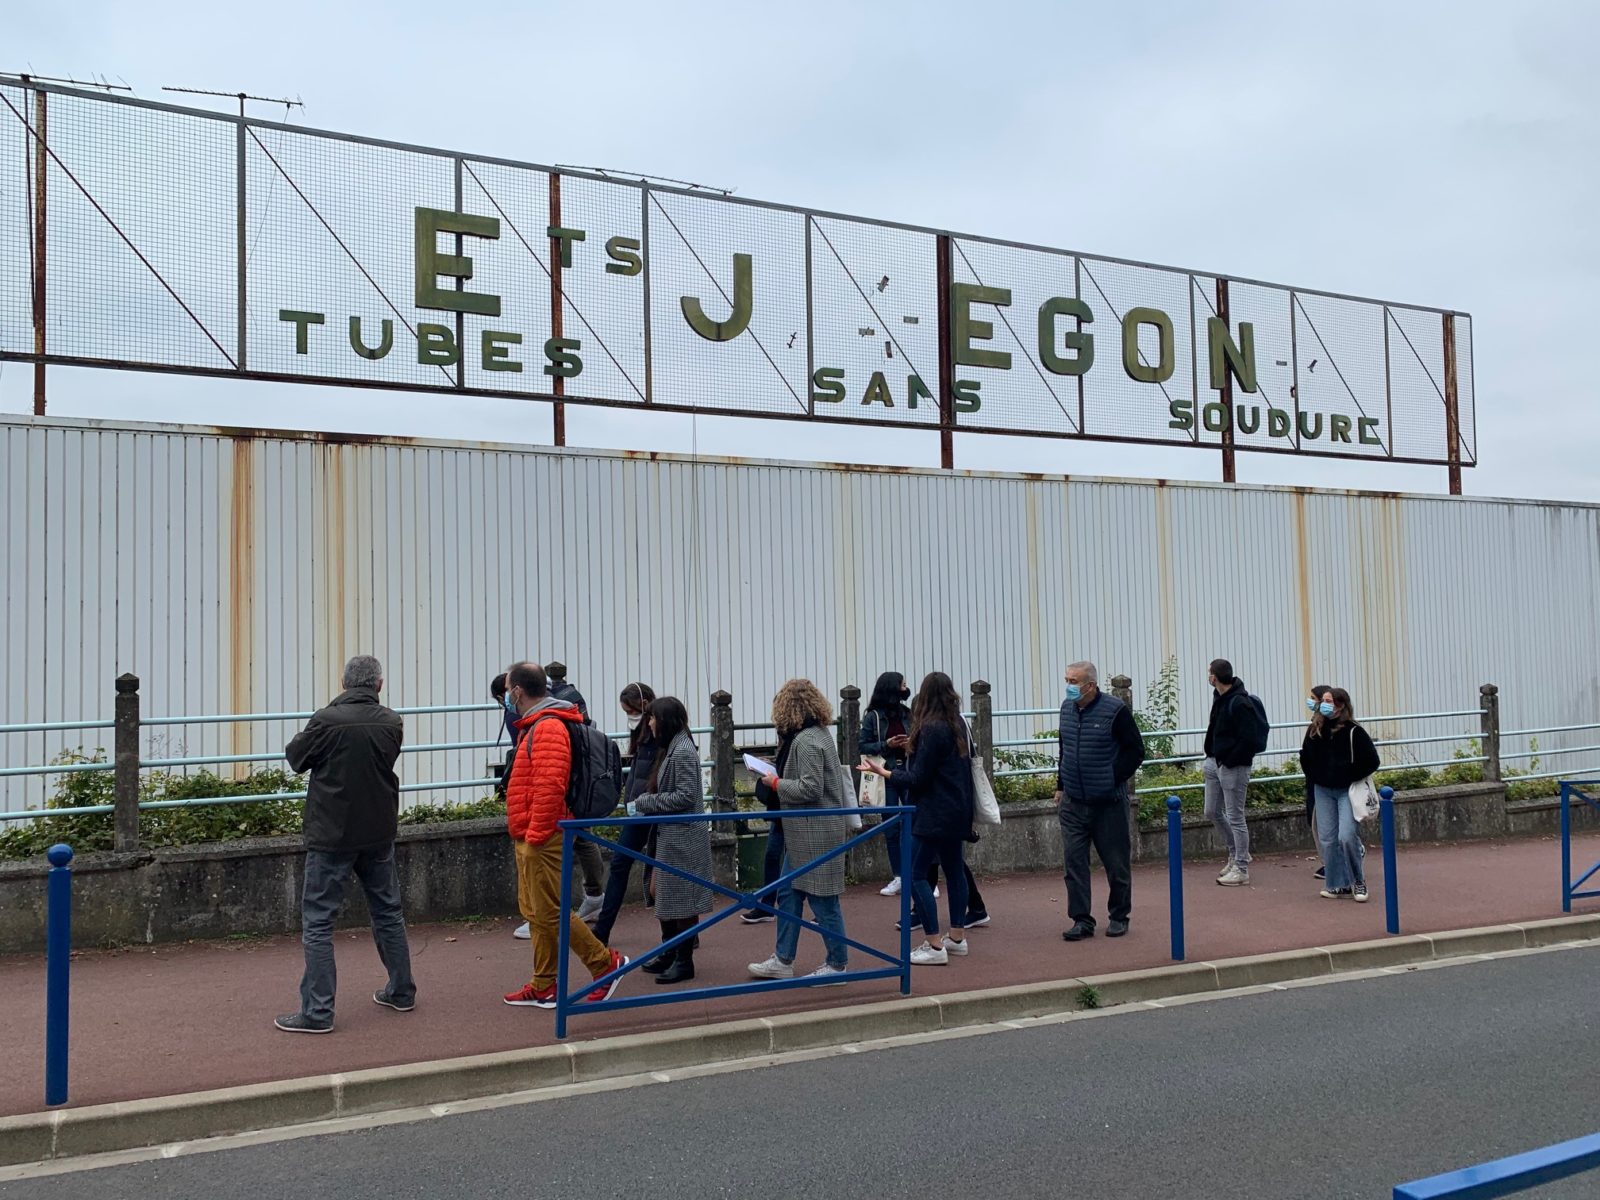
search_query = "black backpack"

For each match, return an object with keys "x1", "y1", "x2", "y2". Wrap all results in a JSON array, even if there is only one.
[
  {"x1": 534, "y1": 714, "x2": 624, "y2": 820},
  {"x1": 1237, "y1": 691, "x2": 1271, "y2": 757}
]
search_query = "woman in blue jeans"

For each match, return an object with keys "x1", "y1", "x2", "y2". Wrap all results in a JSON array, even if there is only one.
[
  {"x1": 1299, "y1": 686, "x2": 1381, "y2": 903},
  {"x1": 859, "y1": 671, "x2": 921, "y2": 895},
  {"x1": 591, "y1": 682, "x2": 659, "y2": 947},
  {"x1": 863, "y1": 671, "x2": 973, "y2": 966}
]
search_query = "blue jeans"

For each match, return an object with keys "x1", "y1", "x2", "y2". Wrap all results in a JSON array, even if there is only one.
[
  {"x1": 911, "y1": 835, "x2": 969, "y2": 937},
  {"x1": 591, "y1": 820, "x2": 652, "y2": 945},
  {"x1": 299, "y1": 846, "x2": 415, "y2": 1024},
  {"x1": 882, "y1": 780, "x2": 911, "y2": 878},
  {"x1": 1314, "y1": 785, "x2": 1364, "y2": 891},
  {"x1": 774, "y1": 884, "x2": 848, "y2": 969}
]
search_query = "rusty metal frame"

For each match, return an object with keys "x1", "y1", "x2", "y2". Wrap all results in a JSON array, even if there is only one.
[{"x1": 0, "y1": 74, "x2": 1476, "y2": 478}]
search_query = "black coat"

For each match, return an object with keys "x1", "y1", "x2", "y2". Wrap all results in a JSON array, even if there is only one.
[
  {"x1": 1203, "y1": 681, "x2": 1260, "y2": 769},
  {"x1": 889, "y1": 719, "x2": 975, "y2": 840},
  {"x1": 286, "y1": 689, "x2": 405, "y2": 853},
  {"x1": 1300, "y1": 722, "x2": 1381, "y2": 791}
]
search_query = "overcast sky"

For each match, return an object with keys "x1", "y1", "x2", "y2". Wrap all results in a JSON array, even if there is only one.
[{"x1": 5, "y1": 0, "x2": 1596, "y2": 501}]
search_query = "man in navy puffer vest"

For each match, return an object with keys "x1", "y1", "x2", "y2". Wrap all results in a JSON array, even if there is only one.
[{"x1": 1056, "y1": 661, "x2": 1146, "y2": 942}]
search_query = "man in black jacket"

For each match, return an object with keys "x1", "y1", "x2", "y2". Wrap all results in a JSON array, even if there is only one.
[
  {"x1": 1056, "y1": 661, "x2": 1146, "y2": 942},
  {"x1": 275, "y1": 655, "x2": 412, "y2": 1034},
  {"x1": 1203, "y1": 658, "x2": 1262, "y2": 887}
]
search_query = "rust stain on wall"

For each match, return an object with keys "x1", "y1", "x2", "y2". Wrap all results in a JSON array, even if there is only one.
[
  {"x1": 1154, "y1": 486, "x2": 1177, "y2": 661},
  {"x1": 324, "y1": 444, "x2": 348, "y2": 672},
  {"x1": 228, "y1": 437, "x2": 255, "y2": 762},
  {"x1": 1292, "y1": 491, "x2": 1314, "y2": 691}
]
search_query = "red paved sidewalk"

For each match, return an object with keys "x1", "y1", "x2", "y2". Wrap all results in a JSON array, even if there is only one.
[{"x1": 1, "y1": 833, "x2": 1592, "y2": 1117}]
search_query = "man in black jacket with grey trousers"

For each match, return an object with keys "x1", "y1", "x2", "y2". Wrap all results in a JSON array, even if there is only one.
[
  {"x1": 275, "y1": 655, "x2": 413, "y2": 1034},
  {"x1": 1056, "y1": 661, "x2": 1147, "y2": 942}
]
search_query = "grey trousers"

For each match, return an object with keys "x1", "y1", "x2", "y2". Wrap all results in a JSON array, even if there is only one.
[
  {"x1": 574, "y1": 838, "x2": 605, "y2": 899},
  {"x1": 1203, "y1": 757, "x2": 1252, "y2": 867},
  {"x1": 299, "y1": 845, "x2": 415, "y2": 1024}
]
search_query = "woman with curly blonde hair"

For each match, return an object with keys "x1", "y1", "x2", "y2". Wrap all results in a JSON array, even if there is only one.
[{"x1": 748, "y1": 679, "x2": 853, "y2": 982}]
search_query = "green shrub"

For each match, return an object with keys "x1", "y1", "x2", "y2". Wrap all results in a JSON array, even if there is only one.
[{"x1": 398, "y1": 794, "x2": 505, "y2": 825}]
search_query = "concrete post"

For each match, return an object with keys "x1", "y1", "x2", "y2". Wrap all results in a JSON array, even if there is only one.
[
  {"x1": 113, "y1": 673, "x2": 141, "y2": 853},
  {"x1": 1110, "y1": 674, "x2": 1134, "y2": 708},
  {"x1": 545, "y1": 661, "x2": 569, "y2": 690},
  {"x1": 970, "y1": 679, "x2": 994, "y2": 782},
  {"x1": 837, "y1": 685, "x2": 861, "y2": 781},
  {"x1": 1480, "y1": 683, "x2": 1501, "y2": 783},
  {"x1": 710, "y1": 690, "x2": 735, "y2": 814}
]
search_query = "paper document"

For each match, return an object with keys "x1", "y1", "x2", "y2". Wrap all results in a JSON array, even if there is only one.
[{"x1": 743, "y1": 753, "x2": 777, "y2": 778}]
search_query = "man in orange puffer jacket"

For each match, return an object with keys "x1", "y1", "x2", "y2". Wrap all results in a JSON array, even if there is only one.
[{"x1": 500, "y1": 661, "x2": 628, "y2": 1008}]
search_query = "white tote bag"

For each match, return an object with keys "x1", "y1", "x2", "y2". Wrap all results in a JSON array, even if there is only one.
[
  {"x1": 966, "y1": 720, "x2": 1003, "y2": 827},
  {"x1": 839, "y1": 765, "x2": 864, "y2": 832},
  {"x1": 858, "y1": 758, "x2": 887, "y2": 806},
  {"x1": 1346, "y1": 726, "x2": 1380, "y2": 822}
]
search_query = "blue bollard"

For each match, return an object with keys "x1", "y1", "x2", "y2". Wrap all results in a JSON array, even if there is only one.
[
  {"x1": 1166, "y1": 796, "x2": 1184, "y2": 962},
  {"x1": 1379, "y1": 786, "x2": 1399, "y2": 936},
  {"x1": 1561, "y1": 782, "x2": 1573, "y2": 913},
  {"x1": 45, "y1": 842, "x2": 73, "y2": 1107}
]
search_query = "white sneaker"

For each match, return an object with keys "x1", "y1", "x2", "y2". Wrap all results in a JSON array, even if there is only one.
[
  {"x1": 577, "y1": 895, "x2": 604, "y2": 923},
  {"x1": 1216, "y1": 859, "x2": 1236, "y2": 882},
  {"x1": 879, "y1": 877, "x2": 902, "y2": 897},
  {"x1": 910, "y1": 940, "x2": 949, "y2": 966},
  {"x1": 1217, "y1": 865, "x2": 1249, "y2": 887},
  {"x1": 942, "y1": 936, "x2": 969, "y2": 957},
  {"x1": 513, "y1": 921, "x2": 531, "y2": 940},
  {"x1": 933, "y1": 886, "x2": 940, "y2": 899},
  {"x1": 748, "y1": 954, "x2": 795, "y2": 979},
  {"x1": 807, "y1": 964, "x2": 848, "y2": 986}
]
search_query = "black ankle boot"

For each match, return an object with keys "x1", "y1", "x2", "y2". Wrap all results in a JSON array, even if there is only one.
[
  {"x1": 656, "y1": 947, "x2": 695, "y2": 984},
  {"x1": 640, "y1": 948, "x2": 676, "y2": 975}
]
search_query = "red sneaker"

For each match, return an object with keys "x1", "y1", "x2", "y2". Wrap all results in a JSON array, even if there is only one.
[
  {"x1": 503, "y1": 983, "x2": 557, "y2": 1009},
  {"x1": 585, "y1": 950, "x2": 630, "y2": 1003}
]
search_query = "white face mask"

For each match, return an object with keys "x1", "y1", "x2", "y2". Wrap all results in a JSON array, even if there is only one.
[{"x1": 625, "y1": 713, "x2": 642, "y2": 731}]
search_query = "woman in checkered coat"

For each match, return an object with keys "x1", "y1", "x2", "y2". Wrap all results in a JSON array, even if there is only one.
[
  {"x1": 631, "y1": 696, "x2": 713, "y2": 985},
  {"x1": 748, "y1": 679, "x2": 852, "y2": 982}
]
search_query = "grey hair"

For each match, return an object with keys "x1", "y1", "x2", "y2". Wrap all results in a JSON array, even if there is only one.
[
  {"x1": 1067, "y1": 660, "x2": 1098, "y2": 685},
  {"x1": 342, "y1": 655, "x2": 383, "y2": 691}
]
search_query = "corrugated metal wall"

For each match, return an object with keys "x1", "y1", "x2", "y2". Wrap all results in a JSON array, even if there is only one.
[{"x1": 3, "y1": 414, "x2": 1597, "y2": 810}]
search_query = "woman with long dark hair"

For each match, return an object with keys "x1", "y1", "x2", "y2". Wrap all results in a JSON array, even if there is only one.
[
  {"x1": 1299, "y1": 686, "x2": 1380, "y2": 903},
  {"x1": 859, "y1": 671, "x2": 921, "y2": 897},
  {"x1": 591, "y1": 682, "x2": 659, "y2": 947},
  {"x1": 630, "y1": 696, "x2": 714, "y2": 983},
  {"x1": 862, "y1": 671, "x2": 973, "y2": 965}
]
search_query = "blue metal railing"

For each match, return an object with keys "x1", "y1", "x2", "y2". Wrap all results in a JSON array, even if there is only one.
[
  {"x1": 1559, "y1": 780, "x2": 1600, "y2": 913},
  {"x1": 554, "y1": 806, "x2": 915, "y2": 1039},
  {"x1": 1394, "y1": 1130, "x2": 1600, "y2": 1197}
]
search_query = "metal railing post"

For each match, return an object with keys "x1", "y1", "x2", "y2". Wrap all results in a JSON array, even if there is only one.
[
  {"x1": 1166, "y1": 796, "x2": 1184, "y2": 962},
  {"x1": 899, "y1": 812, "x2": 913, "y2": 994},
  {"x1": 970, "y1": 679, "x2": 994, "y2": 782},
  {"x1": 710, "y1": 690, "x2": 735, "y2": 814},
  {"x1": 1380, "y1": 786, "x2": 1400, "y2": 934},
  {"x1": 113, "y1": 673, "x2": 141, "y2": 852},
  {"x1": 45, "y1": 842, "x2": 73, "y2": 1106},
  {"x1": 1561, "y1": 782, "x2": 1573, "y2": 913},
  {"x1": 1480, "y1": 683, "x2": 1501, "y2": 783},
  {"x1": 555, "y1": 828, "x2": 575, "y2": 1040},
  {"x1": 837, "y1": 685, "x2": 861, "y2": 785}
]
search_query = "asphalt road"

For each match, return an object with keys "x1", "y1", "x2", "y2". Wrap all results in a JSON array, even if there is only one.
[{"x1": 11, "y1": 946, "x2": 1600, "y2": 1199}]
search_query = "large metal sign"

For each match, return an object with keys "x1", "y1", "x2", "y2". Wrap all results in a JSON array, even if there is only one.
[{"x1": 1, "y1": 77, "x2": 1475, "y2": 482}]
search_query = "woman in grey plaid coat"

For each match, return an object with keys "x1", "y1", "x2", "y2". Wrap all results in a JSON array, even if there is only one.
[
  {"x1": 748, "y1": 679, "x2": 852, "y2": 983},
  {"x1": 631, "y1": 696, "x2": 713, "y2": 985}
]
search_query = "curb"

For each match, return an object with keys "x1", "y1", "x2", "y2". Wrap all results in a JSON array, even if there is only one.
[{"x1": 7, "y1": 913, "x2": 1600, "y2": 1166}]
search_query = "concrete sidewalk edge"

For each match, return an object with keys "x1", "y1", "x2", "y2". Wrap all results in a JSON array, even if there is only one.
[{"x1": 7, "y1": 912, "x2": 1600, "y2": 1166}]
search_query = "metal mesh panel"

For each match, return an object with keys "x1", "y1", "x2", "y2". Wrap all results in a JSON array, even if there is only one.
[
  {"x1": 1387, "y1": 306, "x2": 1448, "y2": 463},
  {"x1": 951, "y1": 238, "x2": 1078, "y2": 436},
  {"x1": 1078, "y1": 257, "x2": 1196, "y2": 443},
  {"x1": 809, "y1": 215, "x2": 938, "y2": 425},
  {"x1": 1291, "y1": 291, "x2": 1389, "y2": 459},
  {"x1": 1456, "y1": 313, "x2": 1476, "y2": 463},
  {"x1": 456, "y1": 159, "x2": 554, "y2": 397},
  {"x1": 551, "y1": 174, "x2": 646, "y2": 405},
  {"x1": 1191, "y1": 277, "x2": 1298, "y2": 452},
  {"x1": 0, "y1": 84, "x2": 31, "y2": 356},
  {"x1": 47, "y1": 95, "x2": 235, "y2": 370},
  {"x1": 646, "y1": 191, "x2": 807, "y2": 415},
  {"x1": 246, "y1": 127, "x2": 455, "y2": 386}
]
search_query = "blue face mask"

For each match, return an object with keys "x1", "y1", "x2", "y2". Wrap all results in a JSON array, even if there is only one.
[
  {"x1": 1065, "y1": 683, "x2": 1083, "y2": 703},
  {"x1": 1305, "y1": 697, "x2": 1317, "y2": 712},
  {"x1": 503, "y1": 694, "x2": 518, "y2": 715},
  {"x1": 1318, "y1": 701, "x2": 1336, "y2": 717}
]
